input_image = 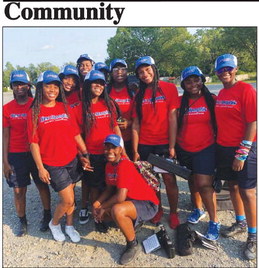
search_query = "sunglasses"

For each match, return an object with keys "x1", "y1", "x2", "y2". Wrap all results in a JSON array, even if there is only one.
[
  {"x1": 216, "y1": 67, "x2": 234, "y2": 74},
  {"x1": 112, "y1": 67, "x2": 127, "y2": 73}
]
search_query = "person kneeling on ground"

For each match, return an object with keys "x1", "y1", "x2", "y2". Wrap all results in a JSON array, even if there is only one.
[{"x1": 92, "y1": 134, "x2": 159, "y2": 265}]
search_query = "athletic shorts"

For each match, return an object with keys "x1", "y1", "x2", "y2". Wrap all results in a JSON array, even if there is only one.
[
  {"x1": 44, "y1": 157, "x2": 82, "y2": 192},
  {"x1": 138, "y1": 144, "x2": 169, "y2": 161},
  {"x1": 6, "y1": 152, "x2": 43, "y2": 188},
  {"x1": 82, "y1": 154, "x2": 106, "y2": 190},
  {"x1": 175, "y1": 143, "x2": 216, "y2": 175},
  {"x1": 215, "y1": 143, "x2": 257, "y2": 189},
  {"x1": 130, "y1": 200, "x2": 158, "y2": 227}
]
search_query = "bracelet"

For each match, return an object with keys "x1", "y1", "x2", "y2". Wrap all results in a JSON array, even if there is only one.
[
  {"x1": 82, "y1": 153, "x2": 90, "y2": 158},
  {"x1": 240, "y1": 140, "x2": 252, "y2": 148}
]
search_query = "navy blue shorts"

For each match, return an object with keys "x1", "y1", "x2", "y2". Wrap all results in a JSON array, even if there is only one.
[
  {"x1": 175, "y1": 144, "x2": 216, "y2": 175},
  {"x1": 44, "y1": 157, "x2": 83, "y2": 192},
  {"x1": 138, "y1": 144, "x2": 169, "y2": 161},
  {"x1": 216, "y1": 143, "x2": 257, "y2": 189},
  {"x1": 7, "y1": 152, "x2": 43, "y2": 188},
  {"x1": 130, "y1": 200, "x2": 158, "y2": 227},
  {"x1": 82, "y1": 154, "x2": 106, "y2": 190}
]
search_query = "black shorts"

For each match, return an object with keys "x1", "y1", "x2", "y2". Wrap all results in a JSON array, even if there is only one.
[
  {"x1": 216, "y1": 143, "x2": 257, "y2": 189},
  {"x1": 138, "y1": 144, "x2": 169, "y2": 161},
  {"x1": 44, "y1": 157, "x2": 83, "y2": 192},
  {"x1": 82, "y1": 154, "x2": 106, "y2": 190},
  {"x1": 175, "y1": 143, "x2": 216, "y2": 175},
  {"x1": 6, "y1": 152, "x2": 43, "y2": 188},
  {"x1": 124, "y1": 140, "x2": 133, "y2": 161},
  {"x1": 130, "y1": 200, "x2": 158, "y2": 227}
]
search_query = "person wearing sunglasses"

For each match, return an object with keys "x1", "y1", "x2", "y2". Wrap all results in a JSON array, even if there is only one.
[{"x1": 214, "y1": 54, "x2": 257, "y2": 260}]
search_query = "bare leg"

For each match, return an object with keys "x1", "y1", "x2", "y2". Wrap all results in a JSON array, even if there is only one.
[{"x1": 13, "y1": 187, "x2": 27, "y2": 217}]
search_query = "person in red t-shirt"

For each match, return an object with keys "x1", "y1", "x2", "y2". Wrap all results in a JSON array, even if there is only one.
[
  {"x1": 132, "y1": 56, "x2": 180, "y2": 229},
  {"x1": 92, "y1": 134, "x2": 159, "y2": 265},
  {"x1": 176, "y1": 66, "x2": 220, "y2": 241},
  {"x1": 3, "y1": 70, "x2": 51, "y2": 237},
  {"x1": 79, "y1": 70, "x2": 123, "y2": 233},
  {"x1": 214, "y1": 54, "x2": 257, "y2": 260},
  {"x1": 94, "y1": 62, "x2": 110, "y2": 81},
  {"x1": 108, "y1": 58, "x2": 135, "y2": 160},
  {"x1": 59, "y1": 64, "x2": 81, "y2": 107},
  {"x1": 28, "y1": 70, "x2": 88, "y2": 243}
]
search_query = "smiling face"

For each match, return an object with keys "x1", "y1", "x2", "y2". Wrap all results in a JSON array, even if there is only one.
[
  {"x1": 79, "y1": 60, "x2": 93, "y2": 77},
  {"x1": 62, "y1": 75, "x2": 77, "y2": 92},
  {"x1": 42, "y1": 82, "x2": 60, "y2": 105},
  {"x1": 90, "y1": 80, "x2": 105, "y2": 99},
  {"x1": 137, "y1": 64, "x2": 154, "y2": 85},
  {"x1": 104, "y1": 143, "x2": 123, "y2": 163},
  {"x1": 12, "y1": 82, "x2": 30, "y2": 98},
  {"x1": 216, "y1": 67, "x2": 238, "y2": 88},
  {"x1": 183, "y1": 75, "x2": 203, "y2": 97}
]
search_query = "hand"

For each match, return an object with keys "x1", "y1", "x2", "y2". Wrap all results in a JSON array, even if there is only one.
[
  {"x1": 80, "y1": 156, "x2": 94, "y2": 172},
  {"x1": 95, "y1": 208, "x2": 105, "y2": 222},
  {"x1": 3, "y1": 162, "x2": 13, "y2": 180},
  {"x1": 168, "y1": 147, "x2": 176, "y2": 159},
  {"x1": 38, "y1": 167, "x2": 51, "y2": 184},
  {"x1": 232, "y1": 158, "x2": 245, "y2": 172},
  {"x1": 133, "y1": 152, "x2": 140, "y2": 162},
  {"x1": 118, "y1": 119, "x2": 128, "y2": 130}
]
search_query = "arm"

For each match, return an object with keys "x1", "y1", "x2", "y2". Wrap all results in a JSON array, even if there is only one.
[
  {"x1": 232, "y1": 121, "x2": 256, "y2": 171},
  {"x1": 3, "y1": 127, "x2": 12, "y2": 179},
  {"x1": 114, "y1": 125, "x2": 128, "y2": 157},
  {"x1": 30, "y1": 143, "x2": 51, "y2": 184},
  {"x1": 117, "y1": 118, "x2": 132, "y2": 130},
  {"x1": 168, "y1": 109, "x2": 178, "y2": 158},
  {"x1": 132, "y1": 117, "x2": 140, "y2": 161}
]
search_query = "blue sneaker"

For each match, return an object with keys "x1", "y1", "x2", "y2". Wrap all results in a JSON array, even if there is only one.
[
  {"x1": 187, "y1": 208, "x2": 206, "y2": 224},
  {"x1": 205, "y1": 221, "x2": 221, "y2": 241}
]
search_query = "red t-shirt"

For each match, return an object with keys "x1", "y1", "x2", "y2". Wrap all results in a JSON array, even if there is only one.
[
  {"x1": 27, "y1": 102, "x2": 79, "y2": 166},
  {"x1": 133, "y1": 81, "x2": 179, "y2": 145},
  {"x1": 105, "y1": 158, "x2": 159, "y2": 205},
  {"x1": 215, "y1": 81, "x2": 257, "y2": 146},
  {"x1": 3, "y1": 98, "x2": 33, "y2": 153},
  {"x1": 177, "y1": 95, "x2": 216, "y2": 152},
  {"x1": 109, "y1": 87, "x2": 134, "y2": 141},
  {"x1": 65, "y1": 91, "x2": 81, "y2": 107},
  {"x1": 76, "y1": 99, "x2": 118, "y2": 154}
]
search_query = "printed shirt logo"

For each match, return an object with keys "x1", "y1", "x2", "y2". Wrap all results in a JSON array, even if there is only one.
[
  {"x1": 185, "y1": 107, "x2": 207, "y2": 115},
  {"x1": 142, "y1": 96, "x2": 165, "y2": 105},
  {"x1": 114, "y1": 98, "x2": 131, "y2": 105},
  {"x1": 93, "y1": 110, "x2": 110, "y2": 119},
  {"x1": 10, "y1": 113, "x2": 27, "y2": 119},
  {"x1": 106, "y1": 172, "x2": 117, "y2": 184},
  {"x1": 40, "y1": 113, "x2": 68, "y2": 124},
  {"x1": 216, "y1": 100, "x2": 237, "y2": 108}
]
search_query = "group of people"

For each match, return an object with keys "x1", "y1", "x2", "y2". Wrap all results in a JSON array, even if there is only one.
[{"x1": 3, "y1": 52, "x2": 256, "y2": 264}]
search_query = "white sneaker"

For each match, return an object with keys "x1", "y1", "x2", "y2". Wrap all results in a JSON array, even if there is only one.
[
  {"x1": 49, "y1": 220, "x2": 66, "y2": 242},
  {"x1": 65, "y1": 225, "x2": 81, "y2": 243}
]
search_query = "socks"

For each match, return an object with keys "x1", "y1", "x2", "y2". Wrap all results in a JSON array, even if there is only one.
[
  {"x1": 127, "y1": 238, "x2": 138, "y2": 247},
  {"x1": 19, "y1": 215, "x2": 27, "y2": 223},
  {"x1": 236, "y1": 215, "x2": 246, "y2": 222}
]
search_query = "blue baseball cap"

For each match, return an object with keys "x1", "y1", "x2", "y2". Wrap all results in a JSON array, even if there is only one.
[
  {"x1": 59, "y1": 65, "x2": 79, "y2": 79},
  {"x1": 77, "y1": 53, "x2": 94, "y2": 64},
  {"x1": 215, "y1": 54, "x2": 238, "y2": 72},
  {"x1": 10, "y1": 70, "x2": 30, "y2": 84},
  {"x1": 84, "y1": 70, "x2": 106, "y2": 83},
  {"x1": 109, "y1": 58, "x2": 127, "y2": 71},
  {"x1": 94, "y1": 62, "x2": 109, "y2": 72},
  {"x1": 135, "y1": 56, "x2": 155, "y2": 70},
  {"x1": 37, "y1": 70, "x2": 61, "y2": 84},
  {"x1": 104, "y1": 134, "x2": 124, "y2": 148},
  {"x1": 180, "y1": 66, "x2": 205, "y2": 88}
]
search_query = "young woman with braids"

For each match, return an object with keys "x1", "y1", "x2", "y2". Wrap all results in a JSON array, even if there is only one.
[
  {"x1": 132, "y1": 56, "x2": 180, "y2": 229},
  {"x1": 3, "y1": 70, "x2": 51, "y2": 236},
  {"x1": 76, "y1": 70, "x2": 123, "y2": 233},
  {"x1": 107, "y1": 58, "x2": 135, "y2": 160},
  {"x1": 27, "y1": 70, "x2": 88, "y2": 243},
  {"x1": 176, "y1": 66, "x2": 220, "y2": 241}
]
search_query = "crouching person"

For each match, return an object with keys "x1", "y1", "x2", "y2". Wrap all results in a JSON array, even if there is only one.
[{"x1": 92, "y1": 134, "x2": 159, "y2": 265}]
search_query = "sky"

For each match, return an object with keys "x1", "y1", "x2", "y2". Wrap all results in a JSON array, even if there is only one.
[{"x1": 3, "y1": 27, "x2": 199, "y2": 68}]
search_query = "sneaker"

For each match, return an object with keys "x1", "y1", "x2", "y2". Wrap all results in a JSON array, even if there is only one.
[
  {"x1": 120, "y1": 242, "x2": 141, "y2": 265},
  {"x1": 221, "y1": 221, "x2": 247, "y2": 238},
  {"x1": 95, "y1": 221, "x2": 108, "y2": 233},
  {"x1": 17, "y1": 219, "x2": 27, "y2": 237},
  {"x1": 187, "y1": 208, "x2": 206, "y2": 224},
  {"x1": 205, "y1": 221, "x2": 221, "y2": 241},
  {"x1": 40, "y1": 211, "x2": 51, "y2": 232},
  {"x1": 169, "y1": 213, "x2": 180, "y2": 229},
  {"x1": 79, "y1": 208, "x2": 90, "y2": 224},
  {"x1": 65, "y1": 225, "x2": 81, "y2": 243},
  {"x1": 150, "y1": 208, "x2": 164, "y2": 224},
  {"x1": 244, "y1": 236, "x2": 256, "y2": 260},
  {"x1": 49, "y1": 220, "x2": 66, "y2": 242}
]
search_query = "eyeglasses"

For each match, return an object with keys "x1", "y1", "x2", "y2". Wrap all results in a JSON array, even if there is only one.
[
  {"x1": 112, "y1": 67, "x2": 127, "y2": 73},
  {"x1": 216, "y1": 67, "x2": 234, "y2": 74}
]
